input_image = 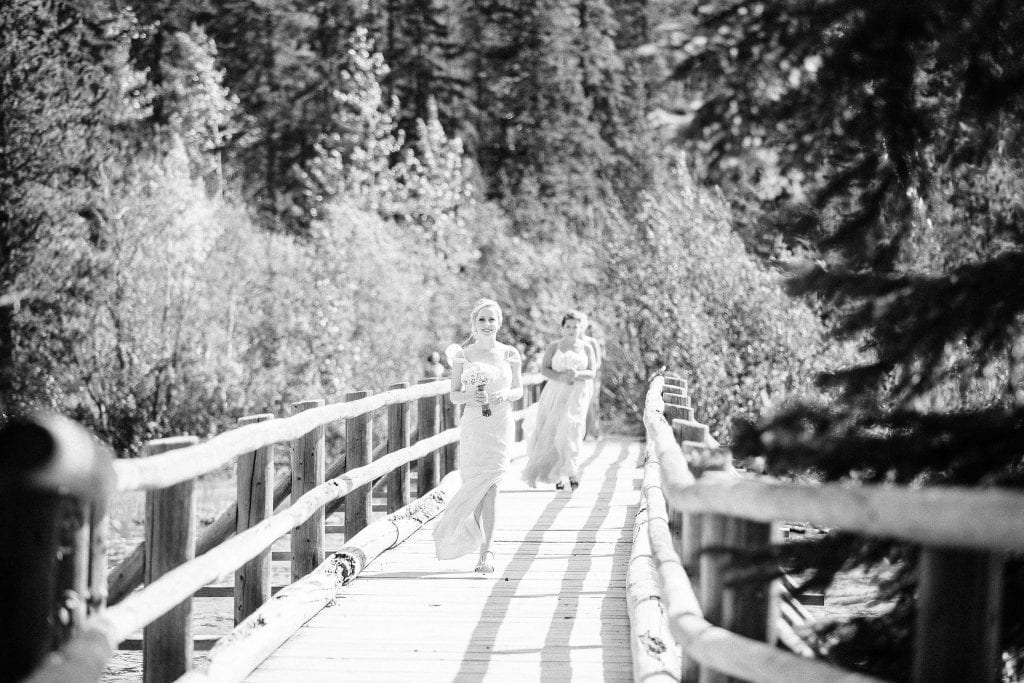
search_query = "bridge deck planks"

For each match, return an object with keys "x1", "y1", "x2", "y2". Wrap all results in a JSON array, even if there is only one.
[{"x1": 247, "y1": 437, "x2": 644, "y2": 682}]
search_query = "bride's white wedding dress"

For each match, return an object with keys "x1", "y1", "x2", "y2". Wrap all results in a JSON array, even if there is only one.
[
  {"x1": 433, "y1": 345, "x2": 520, "y2": 560},
  {"x1": 522, "y1": 346, "x2": 593, "y2": 487}
]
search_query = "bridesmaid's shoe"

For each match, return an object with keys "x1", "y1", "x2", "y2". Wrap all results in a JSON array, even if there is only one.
[
  {"x1": 475, "y1": 551, "x2": 495, "y2": 574},
  {"x1": 569, "y1": 478, "x2": 579, "y2": 491},
  {"x1": 555, "y1": 481, "x2": 565, "y2": 490}
]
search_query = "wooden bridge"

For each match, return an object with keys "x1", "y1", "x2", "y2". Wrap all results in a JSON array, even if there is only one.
[
  {"x1": 2, "y1": 373, "x2": 1023, "y2": 682},
  {"x1": 246, "y1": 437, "x2": 638, "y2": 681}
]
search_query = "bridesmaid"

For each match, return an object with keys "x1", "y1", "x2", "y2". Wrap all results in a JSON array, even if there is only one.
[
  {"x1": 433, "y1": 299, "x2": 523, "y2": 573},
  {"x1": 522, "y1": 310, "x2": 596, "y2": 491}
]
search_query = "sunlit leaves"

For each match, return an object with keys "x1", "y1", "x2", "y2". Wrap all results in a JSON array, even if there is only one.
[{"x1": 596, "y1": 156, "x2": 851, "y2": 437}]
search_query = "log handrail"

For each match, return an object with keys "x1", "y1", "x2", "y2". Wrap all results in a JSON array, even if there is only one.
[
  {"x1": 114, "y1": 375, "x2": 544, "y2": 492},
  {"x1": 626, "y1": 441, "x2": 687, "y2": 681},
  {"x1": 648, "y1": 375, "x2": 1024, "y2": 553},
  {"x1": 107, "y1": 438, "x2": 398, "y2": 605},
  {"x1": 99, "y1": 375, "x2": 539, "y2": 609},
  {"x1": 23, "y1": 402, "x2": 538, "y2": 682},
  {"x1": 110, "y1": 429, "x2": 459, "y2": 646},
  {"x1": 643, "y1": 372, "x2": 1018, "y2": 682},
  {"x1": 186, "y1": 473, "x2": 462, "y2": 683},
  {"x1": 662, "y1": 475, "x2": 1024, "y2": 554},
  {"x1": 640, "y1": 404, "x2": 883, "y2": 682}
]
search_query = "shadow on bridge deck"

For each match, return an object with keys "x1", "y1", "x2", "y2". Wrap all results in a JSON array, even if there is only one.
[{"x1": 247, "y1": 436, "x2": 644, "y2": 682}]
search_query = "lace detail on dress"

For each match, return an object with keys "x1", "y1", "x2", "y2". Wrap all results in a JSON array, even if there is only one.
[{"x1": 504, "y1": 346, "x2": 522, "y2": 364}]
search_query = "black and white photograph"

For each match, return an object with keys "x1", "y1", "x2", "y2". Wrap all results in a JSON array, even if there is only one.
[{"x1": 1, "y1": 1, "x2": 1022, "y2": 681}]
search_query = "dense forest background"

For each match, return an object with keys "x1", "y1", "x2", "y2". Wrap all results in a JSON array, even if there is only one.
[
  {"x1": 5, "y1": 0, "x2": 1024, "y2": 678},
  {"x1": 0, "y1": 0, "x2": 846, "y2": 455}
]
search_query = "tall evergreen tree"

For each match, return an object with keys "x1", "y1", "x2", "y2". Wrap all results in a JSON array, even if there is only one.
[
  {"x1": 460, "y1": 0, "x2": 625, "y2": 237},
  {"x1": 0, "y1": 0, "x2": 118, "y2": 417},
  {"x1": 506, "y1": 0, "x2": 613, "y2": 233},
  {"x1": 453, "y1": 0, "x2": 533, "y2": 192},
  {"x1": 606, "y1": 0, "x2": 648, "y2": 50},
  {"x1": 120, "y1": 0, "x2": 214, "y2": 129},
  {"x1": 675, "y1": 1, "x2": 1024, "y2": 677},
  {"x1": 374, "y1": 0, "x2": 464, "y2": 146},
  {"x1": 196, "y1": 0, "x2": 385, "y2": 233},
  {"x1": 306, "y1": 27, "x2": 403, "y2": 211},
  {"x1": 575, "y1": 0, "x2": 627, "y2": 144},
  {"x1": 121, "y1": 7, "x2": 234, "y2": 193}
]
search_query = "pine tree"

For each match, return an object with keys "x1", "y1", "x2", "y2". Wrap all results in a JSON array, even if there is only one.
[
  {"x1": 195, "y1": 0, "x2": 383, "y2": 233},
  {"x1": 464, "y1": 0, "x2": 620, "y2": 236},
  {"x1": 575, "y1": 0, "x2": 627, "y2": 146},
  {"x1": 375, "y1": 0, "x2": 464, "y2": 146},
  {"x1": 606, "y1": 0, "x2": 648, "y2": 50},
  {"x1": 453, "y1": 0, "x2": 532, "y2": 193},
  {"x1": 0, "y1": 0, "x2": 119, "y2": 417},
  {"x1": 306, "y1": 27, "x2": 404, "y2": 212},
  {"x1": 675, "y1": 2, "x2": 1024, "y2": 677},
  {"x1": 388, "y1": 99, "x2": 474, "y2": 262}
]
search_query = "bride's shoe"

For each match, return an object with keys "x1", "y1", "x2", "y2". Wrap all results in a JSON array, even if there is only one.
[
  {"x1": 569, "y1": 478, "x2": 579, "y2": 491},
  {"x1": 555, "y1": 481, "x2": 565, "y2": 490},
  {"x1": 475, "y1": 551, "x2": 495, "y2": 574}
]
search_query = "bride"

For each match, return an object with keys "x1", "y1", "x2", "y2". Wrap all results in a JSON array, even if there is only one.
[
  {"x1": 433, "y1": 298, "x2": 523, "y2": 573},
  {"x1": 522, "y1": 310, "x2": 596, "y2": 490}
]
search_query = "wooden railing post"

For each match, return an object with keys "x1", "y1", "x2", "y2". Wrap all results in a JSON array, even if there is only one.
[
  {"x1": 672, "y1": 418, "x2": 708, "y2": 445},
  {"x1": 673, "y1": 421, "x2": 708, "y2": 571},
  {"x1": 386, "y1": 384, "x2": 412, "y2": 513},
  {"x1": 88, "y1": 500, "x2": 108, "y2": 615},
  {"x1": 1, "y1": 490, "x2": 65, "y2": 678},
  {"x1": 665, "y1": 373, "x2": 694, "y2": 420},
  {"x1": 687, "y1": 444, "x2": 735, "y2": 581},
  {"x1": 345, "y1": 390, "x2": 373, "y2": 537},
  {"x1": 441, "y1": 390, "x2": 460, "y2": 476},
  {"x1": 662, "y1": 378, "x2": 691, "y2": 566},
  {"x1": 663, "y1": 391, "x2": 693, "y2": 422},
  {"x1": 664, "y1": 372, "x2": 688, "y2": 394},
  {"x1": 417, "y1": 378, "x2": 440, "y2": 497},
  {"x1": 913, "y1": 548, "x2": 1005, "y2": 682},
  {"x1": 289, "y1": 400, "x2": 325, "y2": 581},
  {"x1": 235, "y1": 413, "x2": 274, "y2": 624},
  {"x1": 143, "y1": 436, "x2": 199, "y2": 683},
  {"x1": 60, "y1": 497, "x2": 91, "y2": 629},
  {"x1": 699, "y1": 513, "x2": 730, "y2": 623},
  {"x1": 0, "y1": 415, "x2": 114, "y2": 679},
  {"x1": 698, "y1": 513, "x2": 730, "y2": 683},
  {"x1": 680, "y1": 521, "x2": 702, "y2": 573},
  {"x1": 722, "y1": 519, "x2": 772, "y2": 641}
]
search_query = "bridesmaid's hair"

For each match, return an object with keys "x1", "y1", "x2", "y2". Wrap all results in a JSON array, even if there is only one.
[
  {"x1": 561, "y1": 309, "x2": 588, "y2": 328},
  {"x1": 461, "y1": 298, "x2": 503, "y2": 346}
]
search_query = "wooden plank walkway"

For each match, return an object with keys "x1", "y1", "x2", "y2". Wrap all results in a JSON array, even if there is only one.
[{"x1": 248, "y1": 436, "x2": 644, "y2": 682}]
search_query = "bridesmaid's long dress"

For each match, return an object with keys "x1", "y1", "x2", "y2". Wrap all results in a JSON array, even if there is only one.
[{"x1": 522, "y1": 347, "x2": 593, "y2": 487}]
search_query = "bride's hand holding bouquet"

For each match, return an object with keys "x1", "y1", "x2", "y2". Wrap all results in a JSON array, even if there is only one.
[{"x1": 462, "y1": 364, "x2": 495, "y2": 417}]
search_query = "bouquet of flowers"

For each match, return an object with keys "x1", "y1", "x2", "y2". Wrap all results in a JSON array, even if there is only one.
[{"x1": 462, "y1": 363, "x2": 497, "y2": 417}]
